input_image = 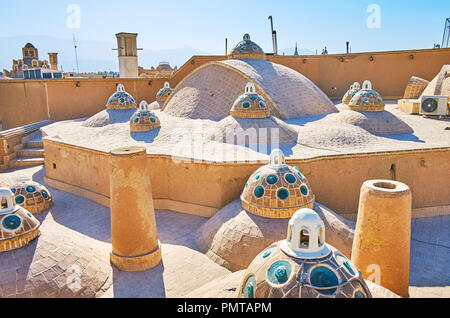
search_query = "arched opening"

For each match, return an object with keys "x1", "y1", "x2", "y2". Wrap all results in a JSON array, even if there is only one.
[
  {"x1": 287, "y1": 225, "x2": 292, "y2": 242},
  {"x1": 362, "y1": 80, "x2": 372, "y2": 90},
  {"x1": 299, "y1": 229, "x2": 309, "y2": 248},
  {"x1": 1, "y1": 197, "x2": 8, "y2": 209}
]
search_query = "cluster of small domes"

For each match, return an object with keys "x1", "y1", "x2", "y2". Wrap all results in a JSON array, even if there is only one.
[
  {"x1": 106, "y1": 84, "x2": 137, "y2": 110},
  {"x1": 156, "y1": 82, "x2": 173, "y2": 102},
  {"x1": 241, "y1": 149, "x2": 315, "y2": 219},
  {"x1": 342, "y1": 82, "x2": 361, "y2": 104},
  {"x1": 238, "y1": 208, "x2": 372, "y2": 298},
  {"x1": 0, "y1": 187, "x2": 41, "y2": 252},
  {"x1": 348, "y1": 80, "x2": 385, "y2": 111},
  {"x1": 130, "y1": 101, "x2": 161, "y2": 132},
  {"x1": 230, "y1": 83, "x2": 270, "y2": 118},
  {"x1": 10, "y1": 181, "x2": 53, "y2": 214},
  {"x1": 104, "y1": 84, "x2": 162, "y2": 133},
  {"x1": 230, "y1": 34, "x2": 265, "y2": 59}
]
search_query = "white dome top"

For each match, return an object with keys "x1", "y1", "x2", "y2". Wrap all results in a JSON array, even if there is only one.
[
  {"x1": 139, "y1": 100, "x2": 149, "y2": 111},
  {"x1": 281, "y1": 208, "x2": 331, "y2": 259},
  {"x1": 269, "y1": 149, "x2": 286, "y2": 168},
  {"x1": 362, "y1": 80, "x2": 372, "y2": 90},
  {"x1": 0, "y1": 188, "x2": 16, "y2": 214}
]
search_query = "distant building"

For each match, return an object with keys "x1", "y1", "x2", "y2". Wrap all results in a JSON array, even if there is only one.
[
  {"x1": 138, "y1": 62, "x2": 178, "y2": 79},
  {"x1": 3, "y1": 43, "x2": 63, "y2": 79},
  {"x1": 294, "y1": 42, "x2": 299, "y2": 56}
]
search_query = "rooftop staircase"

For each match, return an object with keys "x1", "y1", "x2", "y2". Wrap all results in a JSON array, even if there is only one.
[
  {"x1": 0, "y1": 120, "x2": 50, "y2": 171},
  {"x1": 10, "y1": 132, "x2": 45, "y2": 169}
]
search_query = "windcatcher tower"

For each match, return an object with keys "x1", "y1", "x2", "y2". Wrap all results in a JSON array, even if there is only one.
[
  {"x1": 48, "y1": 53, "x2": 58, "y2": 70},
  {"x1": 115, "y1": 32, "x2": 139, "y2": 78}
]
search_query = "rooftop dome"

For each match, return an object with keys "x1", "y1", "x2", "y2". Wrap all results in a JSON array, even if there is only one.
[
  {"x1": 10, "y1": 181, "x2": 52, "y2": 214},
  {"x1": 238, "y1": 208, "x2": 372, "y2": 299},
  {"x1": 162, "y1": 59, "x2": 337, "y2": 120},
  {"x1": 0, "y1": 188, "x2": 40, "y2": 252},
  {"x1": 156, "y1": 81, "x2": 174, "y2": 102},
  {"x1": 130, "y1": 101, "x2": 161, "y2": 132},
  {"x1": 241, "y1": 149, "x2": 315, "y2": 219},
  {"x1": 230, "y1": 83, "x2": 271, "y2": 118},
  {"x1": 230, "y1": 34, "x2": 265, "y2": 60},
  {"x1": 348, "y1": 80, "x2": 385, "y2": 111},
  {"x1": 106, "y1": 84, "x2": 137, "y2": 110},
  {"x1": 342, "y1": 82, "x2": 361, "y2": 105},
  {"x1": 24, "y1": 43, "x2": 35, "y2": 49}
]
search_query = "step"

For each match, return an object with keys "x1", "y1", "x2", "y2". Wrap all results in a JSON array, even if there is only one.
[
  {"x1": 21, "y1": 130, "x2": 42, "y2": 144},
  {"x1": 9, "y1": 157, "x2": 44, "y2": 168},
  {"x1": 16, "y1": 148, "x2": 44, "y2": 158},
  {"x1": 24, "y1": 141, "x2": 43, "y2": 149}
]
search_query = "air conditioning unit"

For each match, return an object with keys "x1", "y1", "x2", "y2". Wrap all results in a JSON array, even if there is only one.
[{"x1": 419, "y1": 95, "x2": 449, "y2": 116}]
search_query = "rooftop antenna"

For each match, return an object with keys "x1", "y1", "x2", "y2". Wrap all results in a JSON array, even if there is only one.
[
  {"x1": 268, "y1": 16, "x2": 278, "y2": 55},
  {"x1": 225, "y1": 38, "x2": 228, "y2": 56},
  {"x1": 73, "y1": 33, "x2": 80, "y2": 74},
  {"x1": 346, "y1": 41, "x2": 350, "y2": 54},
  {"x1": 442, "y1": 17, "x2": 450, "y2": 48}
]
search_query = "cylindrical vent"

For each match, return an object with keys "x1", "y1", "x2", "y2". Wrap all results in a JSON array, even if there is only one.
[
  {"x1": 109, "y1": 146, "x2": 161, "y2": 271},
  {"x1": 351, "y1": 180, "x2": 412, "y2": 298}
]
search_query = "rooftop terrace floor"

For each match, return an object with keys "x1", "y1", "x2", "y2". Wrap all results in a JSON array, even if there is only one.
[
  {"x1": 41, "y1": 101, "x2": 450, "y2": 163},
  {"x1": 0, "y1": 165, "x2": 448, "y2": 298}
]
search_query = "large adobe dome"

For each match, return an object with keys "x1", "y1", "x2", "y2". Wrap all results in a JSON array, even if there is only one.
[
  {"x1": 162, "y1": 59, "x2": 337, "y2": 120},
  {"x1": 241, "y1": 150, "x2": 315, "y2": 218},
  {"x1": 420, "y1": 64, "x2": 450, "y2": 98},
  {"x1": 230, "y1": 34, "x2": 265, "y2": 59},
  {"x1": 0, "y1": 188, "x2": 40, "y2": 252},
  {"x1": 238, "y1": 209, "x2": 372, "y2": 299}
]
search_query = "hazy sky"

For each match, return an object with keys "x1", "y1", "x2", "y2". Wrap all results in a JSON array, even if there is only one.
[{"x1": 1, "y1": 0, "x2": 449, "y2": 55}]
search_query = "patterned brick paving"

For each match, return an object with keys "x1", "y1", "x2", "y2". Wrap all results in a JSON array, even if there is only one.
[{"x1": 409, "y1": 215, "x2": 450, "y2": 298}]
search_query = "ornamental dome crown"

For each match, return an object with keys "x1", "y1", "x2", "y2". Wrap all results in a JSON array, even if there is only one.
[
  {"x1": 238, "y1": 208, "x2": 373, "y2": 299},
  {"x1": 348, "y1": 80, "x2": 385, "y2": 111},
  {"x1": 106, "y1": 84, "x2": 137, "y2": 110},
  {"x1": 240, "y1": 149, "x2": 315, "y2": 219},
  {"x1": 342, "y1": 82, "x2": 361, "y2": 105},
  {"x1": 156, "y1": 81, "x2": 173, "y2": 102},
  {"x1": 230, "y1": 83, "x2": 270, "y2": 118},
  {"x1": 0, "y1": 187, "x2": 40, "y2": 252},
  {"x1": 230, "y1": 34, "x2": 265, "y2": 59},
  {"x1": 130, "y1": 101, "x2": 161, "y2": 133},
  {"x1": 10, "y1": 181, "x2": 53, "y2": 214}
]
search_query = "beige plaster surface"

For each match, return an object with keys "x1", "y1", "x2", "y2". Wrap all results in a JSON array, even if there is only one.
[{"x1": 196, "y1": 200, "x2": 355, "y2": 272}]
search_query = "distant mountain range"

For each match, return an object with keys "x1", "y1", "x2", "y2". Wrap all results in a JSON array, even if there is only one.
[
  {"x1": 0, "y1": 35, "x2": 210, "y2": 73},
  {"x1": 0, "y1": 35, "x2": 317, "y2": 73}
]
